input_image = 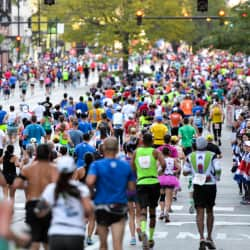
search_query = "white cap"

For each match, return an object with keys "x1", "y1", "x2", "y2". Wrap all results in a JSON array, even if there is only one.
[
  {"x1": 116, "y1": 105, "x2": 122, "y2": 111},
  {"x1": 244, "y1": 141, "x2": 250, "y2": 147},
  {"x1": 57, "y1": 156, "x2": 76, "y2": 174}
]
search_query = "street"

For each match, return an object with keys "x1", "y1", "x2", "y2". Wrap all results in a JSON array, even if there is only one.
[{"x1": 0, "y1": 74, "x2": 248, "y2": 250}]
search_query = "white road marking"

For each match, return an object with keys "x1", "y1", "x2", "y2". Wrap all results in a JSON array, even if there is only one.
[
  {"x1": 164, "y1": 221, "x2": 250, "y2": 226},
  {"x1": 214, "y1": 206, "x2": 234, "y2": 212}
]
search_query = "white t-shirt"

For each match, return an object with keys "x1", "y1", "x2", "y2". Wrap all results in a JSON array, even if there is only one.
[
  {"x1": 41, "y1": 180, "x2": 90, "y2": 236},
  {"x1": 113, "y1": 112, "x2": 123, "y2": 127},
  {"x1": 33, "y1": 105, "x2": 45, "y2": 121},
  {"x1": 122, "y1": 104, "x2": 136, "y2": 121}
]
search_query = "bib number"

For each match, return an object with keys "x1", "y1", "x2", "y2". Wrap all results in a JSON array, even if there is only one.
[
  {"x1": 193, "y1": 173, "x2": 206, "y2": 186},
  {"x1": 138, "y1": 156, "x2": 151, "y2": 169}
]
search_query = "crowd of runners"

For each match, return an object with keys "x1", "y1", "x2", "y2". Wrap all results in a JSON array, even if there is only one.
[{"x1": 0, "y1": 47, "x2": 249, "y2": 250}]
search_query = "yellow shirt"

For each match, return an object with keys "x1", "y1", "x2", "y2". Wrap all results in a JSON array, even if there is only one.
[
  {"x1": 150, "y1": 123, "x2": 168, "y2": 146},
  {"x1": 211, "y1": 106, "x2": 223, "y2": 123}
]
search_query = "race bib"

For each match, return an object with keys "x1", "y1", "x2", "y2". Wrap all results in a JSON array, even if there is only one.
[
  {"x1": 214, "y1": 124, "x2": 220, "y2": 129},
  {"x1": 193, "y1": 173, "x2": 206, "y2": 186},
  {"x1": 138, "y1": 156, "x2": 151, "y2": 169}
]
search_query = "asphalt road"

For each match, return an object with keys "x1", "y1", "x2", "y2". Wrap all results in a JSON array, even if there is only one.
[{"x1": 0, "y1": 69, "x2": 249, "y2": 250}]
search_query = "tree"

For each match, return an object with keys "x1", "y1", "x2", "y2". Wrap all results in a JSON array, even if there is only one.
[
  {"x1": 42, "y1": 0, "x2": 194, "y2": 70},
  {"x1": 196, "y1": 2, "x2": 250, "y2": 54}
]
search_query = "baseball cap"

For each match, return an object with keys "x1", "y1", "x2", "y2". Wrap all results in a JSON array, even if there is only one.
[
  {"x1": 196, "y1": 136, "x2": 208, "y2": 150},
  {"x1": 156, "y1": 116, "x2": 163, "y2": 121},
  {"x1": 57, "y1": 156, "x2": 76, "y2": 174},
  {"x1": 116, "y1": 105, "x2": 122, "y2": 111},
  {"x1": 244, "y1": 141, "x2": 250, "y2": 147},
  {"x1": 173, "y1": 107, "x2": 178, "y2": 112},
  {"x1": 171, "y1": 135, "x2": 178, "y2": 142},
  {"x1": 206, "y1": 134, "x2": 214, "y2": 141}
]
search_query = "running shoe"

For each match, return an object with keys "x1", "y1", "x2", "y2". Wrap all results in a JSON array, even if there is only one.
[
  {"x1": 172, "y1": 196, "x2": 177, "y2": 201},
  {"x1": 159, "y1": 212, "x2": 165, "y2": 220},
  {"x1": 137, "y1": 228, "x2": 142, "y2": 241},
  {"x1": 189, "y1": 205, "x2": 195, "y2": 214},
  {"x1": 169, "y1": 208, "x2": 174, "y2": 213},
  {"x1": 240, "y1": 199, "x2": 250, "y2": 205},
  {"x1": 206, "y1": 239, "x2": 216, "y2": 249},
  {"x1": 199, "y1": 239, "x2": 206, "y2": 250},
  {"x1": 148, "y1": 239, "x2": 155, "y2": 249},
  {"x1": 141, "y1": 233, "x2": 149, "y2": 250},
  {"x1": 86, "y1": 237, "x2": 94, "y2": 245},
  {"x1": 165, "y1": 214, "x2": 170, "y2": 223},
  {"x1": 130, "y1": 237, "x2": 136, "y2": 246}
]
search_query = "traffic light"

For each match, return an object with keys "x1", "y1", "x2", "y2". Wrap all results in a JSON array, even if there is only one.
[
  {"x1": 16, "y1": 36, "x2": 21, "y2": 51},
  {"x1": 28, "y1": 17, "x2": 32, "y2": 29},
  {"x1": 218, "y1": 10, "x2": 225, "y2": 26},
  {"x1": 44, "y1": 0, "x2": 55, "y2": 5},
  {"x1": 241, "y1": 12, "x2": 248, "y2": 18},
  {"x1": 197, "y1": 0, "x2": 208, "y2": 12},
  {"x1": 136, "y1": 10, "x2": 143, "y2": 25}
]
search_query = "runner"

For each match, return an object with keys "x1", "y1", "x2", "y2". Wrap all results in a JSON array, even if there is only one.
[
  {"x1": 37, "y1": 156, "x2": 94, "y2": 250},
  {"x1": 13, "y1": 144, "x2": 58, "y2": 250},
  {"x1": 183, "y1": 137, "x2": 221, "y2": 250},
  {"x1": 132, "y1": 133, "x2": 166, "y2": 249},
  {"x1": 87, "y1": 137, "x2": 135, "y2": 250}
]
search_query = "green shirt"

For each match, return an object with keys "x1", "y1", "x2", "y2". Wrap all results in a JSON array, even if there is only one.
[
  {"x1": 178, "y1": 125, "x2": 196, "y2": 148},
  {"x1": 135, "y1": 147, "x2": 159, "y2": 185}
]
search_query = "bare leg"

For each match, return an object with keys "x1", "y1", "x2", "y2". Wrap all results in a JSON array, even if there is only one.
[
  {"x1": 206, "y1": 207, "x2": 214, "y2": 240},
  {"x1": 30, "y1": 242, "x2": 40, "y2": 250},
  {"x1": 196, "y1": 207, "x2": 205, "y2": 240},
  {"x1": 87, "y1": 213, "x2": 95, "y2": 238},
  {"x1": 97, "y1": 225, "x2": 109, "y2": 250},
  {"x1": 111, "y1": 219, "x2": 126, "y2": 250},
  {"x1": 165, "y1": 188, "x2": 173, "y2": 213},
  {"x1": 128, "y1": 202, "x2": 135, "y2": 238},
  {"x1": 3, "y1": 186, "x2": 9, "y2": 199},
  {"x1": 9, "y1": 186, "x2": 16, "y2": 202}
]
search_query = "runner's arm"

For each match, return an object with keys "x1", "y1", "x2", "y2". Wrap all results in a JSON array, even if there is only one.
[
  {"x1": 0, "y1": 172, "x2": 6, "y2": 187},
  {"x1": 131, "y1": 151, "x2": 137, "y2": 176},
  {"x1": 153, "y1": 149, "x2": 166, "y2": 173}
]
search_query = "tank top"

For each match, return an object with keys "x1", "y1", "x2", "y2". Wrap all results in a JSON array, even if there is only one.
[
  {"x1": 164, "y1": 157, "x2": 175, "y2": 175},
  {"x1": 3, "y1": 154, "x2": 16, "y2": 176},
  {"x1": 211, "y1": 106, "x2": 222, "y2": 123},
  {"x1": 135, "y1": 147, "x2": 159, "y2": 185}
]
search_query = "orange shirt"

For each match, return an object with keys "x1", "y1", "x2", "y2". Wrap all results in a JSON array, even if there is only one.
[
  {"x1": 180, "y1": 99, "x2": 193, "y2": 116},
  {"x1": 105, "y1": 89, "x2": 115, "y2": 99},
  {"x1": 169, "y1": 112, "x2": 182, "y2": 127}
]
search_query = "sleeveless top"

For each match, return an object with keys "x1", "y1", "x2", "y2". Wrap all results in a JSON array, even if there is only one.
[
  {"x1": 164, "y1": 157, "x2": 175, "y2": 175},
  {"x1": 3, "y1": 154, "x2": 16, "y2": 176},
  {"x1": 211, "y1": 106, "x2": 223, "y2": 123},
  {"x1": 135, "y1": 147, "x2": 159, "y2": 185}
]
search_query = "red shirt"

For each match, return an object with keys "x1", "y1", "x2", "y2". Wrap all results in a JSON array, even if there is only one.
[{"x1": 124, "y1": 120, "x2": 137, "y2": 134}]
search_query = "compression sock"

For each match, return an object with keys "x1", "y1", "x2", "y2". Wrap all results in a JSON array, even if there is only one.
[
  {"x1": 149, "y1": 227, "x2": 155, "y2": 241},
  {"x1": 141, "y1": 220, "x2": 147, "y2": 233}
]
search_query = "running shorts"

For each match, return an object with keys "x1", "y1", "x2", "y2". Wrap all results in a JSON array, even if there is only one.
[
  {"x1": 193, "y1": 184, "x2": 217, "y2": 209},
  {"x1": 136, "y1": 183, "x2": 160, "y2": 209},
  {"x1": 25, "y1": 200, "x2": 51, "y2": 243}
]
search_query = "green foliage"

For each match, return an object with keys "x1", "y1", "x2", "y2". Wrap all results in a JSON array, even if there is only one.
[
  {"x1": 198, "y1": 2, "x2": 250, "y2": 54},
  {"x1": 42, "y1": 0, "x2": 193, "y2": 53}
]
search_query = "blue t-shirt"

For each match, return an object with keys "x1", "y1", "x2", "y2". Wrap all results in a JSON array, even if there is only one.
[
  {"x1": 75, "y1": 142, "x2": 96, "y2": 167},
  {"x1": 192, "y1": 105, "x2": 203, "y2": 115},
  {"x1": 78, "y1": 121, "x2": 92, "y2": 134},
  {"x1": 23, "y1": 124, "x2": 46, "y2": 144},
  {"x1": 0, "y1": 110, "x2": 7, "y2": 124},
  {"x1": 75, "y1": 102, "x2": 88, "y2": 114},
  {"x1": 88, "y1": 158, "x2": 135, "y2": 205}
]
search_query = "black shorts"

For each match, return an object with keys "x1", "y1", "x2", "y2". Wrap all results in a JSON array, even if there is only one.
[
  {"x1": 183, "y1": 147, "x2": 192, "y2": 156},
  {"x1": 171, "y1": 127, "x2": 179, "y2": 136},
  {"x1": 193, "y1": 184, "x2": 217, "y2": 209},
  {"x1": 25, "y1": 200, "x2": 51, "y2": 243},
  {"x1": 45, "y1": 129, "x2": 52, "y2": 135},
  {"x1": 136, "y1": 183, "x2": 160, "y2": 209},
  {"x1": 22, "y1": 89, "x2": 26, "y2": 95},
  {"x1": 3, "y1": 173, "x2": 16, "y2": 185},
  {"x1": 49, "y1": 235, "x2": 84, "y2": 250},
  {"x1": 0, "y1": 148, "x2": 3, "y2": 157},
  {"x1": 95, "y1": 209, "x2": 127, "y2": 227}
]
